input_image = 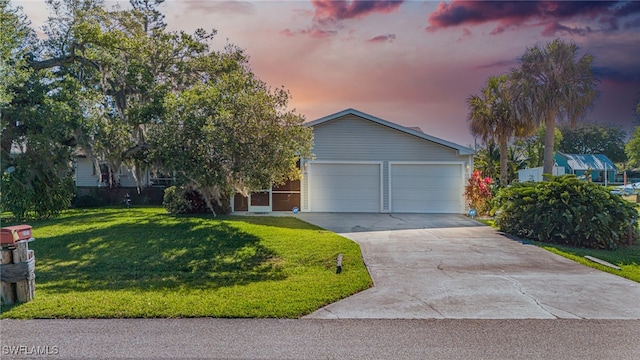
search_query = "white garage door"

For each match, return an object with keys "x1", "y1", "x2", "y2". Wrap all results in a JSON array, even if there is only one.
[
  {"x1": 391, "y1": 163, "x2": 463, "y2": 213},
  {"x1": 309, "y1": 163, "x2": 381, "y2": 212}
]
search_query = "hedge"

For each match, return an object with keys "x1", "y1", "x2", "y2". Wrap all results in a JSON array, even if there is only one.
[{"x1": 493, "y1": 175, "x2": 638, "y2": 249}]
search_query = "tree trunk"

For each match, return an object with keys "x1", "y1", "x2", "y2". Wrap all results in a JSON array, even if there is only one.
[
  {"x1": 499, "y1": 137, "x2": 508, "y2": 187},
  {"x1": 543, "y1": 110, "x2": 557, "y2": 175}
]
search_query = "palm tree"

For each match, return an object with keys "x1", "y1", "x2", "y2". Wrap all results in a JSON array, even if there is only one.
[
  {"x1": 468, "y1": 75, "x2": 530, "y2": 186},
  {"x1": 510, "y1": 39, "x2": 598, "y2": 175}
]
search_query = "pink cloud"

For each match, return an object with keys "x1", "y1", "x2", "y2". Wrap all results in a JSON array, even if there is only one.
[
  {"x1": 367, "y1": 33, "x2": 396, "y2": 43},
  {"x1": 425, "y1": 1, "x2": 638, "y2": 35},
  {"x1": 280, "y1": 29, "x2": 296, "y2": 37},
  {"x1": 541, "y1": 21, "x2": 591, "y2": 37},
  {"x1": 311, "y1": 0, "x2": 404, "y2": 20},
  {"x1": 284, "y1": 1, "x2": 405, "y2": 38},
  {"x1": 279, "y1": 25, "x2": 339, "y2": 38},
  {"x1": 304, "y1": 28, "x2": 337, "y2": 39}
]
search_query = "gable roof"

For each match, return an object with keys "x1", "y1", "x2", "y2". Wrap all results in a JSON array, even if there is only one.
[
  {"x1": 556, "y1": 152, "x2": 617, "y2": 171},
  {"x1": 306, "y1": 108, "x2": 475, "y2": 155}
]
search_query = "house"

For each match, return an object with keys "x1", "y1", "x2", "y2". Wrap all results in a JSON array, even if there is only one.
[
  {"x1": 73, "y1": 109, "x2": 475, "y2": 212},
  {"x1": 74, "y1": 156, "x2": 150, "y2": 188},
  {"x1": 73, "y1": 155, "x2": 169, "y2": 205},
  {"x1": 232, "y1": 108, "x2": 475, "y2": 214},
  {"x1": 554, "y1": 152, "x2": 617, "y2": 184},
  {"x1": 518, "y1": 166, "x2": 565, "y2": 182}
]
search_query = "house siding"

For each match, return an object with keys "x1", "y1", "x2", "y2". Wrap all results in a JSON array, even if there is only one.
[
  {"x1": 302, "y1": 114, "x2": 472, "y2": 213},
  {"x1": 117, "y1": 170, "x2": 142, "y2": 187},
  {"x1": 74, "y1": 157, "x2": 148, "y2": 188},
  {"x1": 75, "y1": 157, "x2": 101, "y2": 187},
  {"x1": 555, "y1": 153, "x2": 617, "y2": 183},
  {"x1": 311, "y1": 115, "x2": 463, "y2": 161}
]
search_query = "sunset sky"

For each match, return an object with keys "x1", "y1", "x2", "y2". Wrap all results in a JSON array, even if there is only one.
[{"x1": 14, "y1": 0, "x2": 640, "y2": 146}]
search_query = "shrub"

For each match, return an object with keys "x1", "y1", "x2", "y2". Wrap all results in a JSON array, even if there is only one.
[
  {"x1": 493, "y1": 175, "x2": 638, "y2": 249},
  {"x1": 163, "y1": 186, "x2": 231, "y2": 215},
  {"x1": 162, "y1": 186, "x2": 190, "y2": 214},
  {"x1": 73, "y1": 194, "x2": 104, "y2": 208},
  {"x1": 1, "y1": 170, "x2": 74, "y2": 220},
  {"x1": 464, "y1": 170, "x2": 494, "y2": 216}
]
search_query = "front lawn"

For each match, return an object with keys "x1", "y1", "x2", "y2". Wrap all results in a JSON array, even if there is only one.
[{"x1": 0, "y1": 207, "x2": 372, "y2": 318}]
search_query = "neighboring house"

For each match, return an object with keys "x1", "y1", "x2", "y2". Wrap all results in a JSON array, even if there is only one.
[
  {"x1": 74, "y1": 156, "x2": 151, "y2": 188},
  {"x1": 518, "y1": 166, "x2": 565, "y2": 183},
  {"x1": 74, "y1": 156, "x2": 168, "y2": 205},
  {"x1": 554, "y1": 152, "x2": 617, "y2": 184},
  {"x1": 232, "y1": 108, "x2": 475, "y2": 214}
]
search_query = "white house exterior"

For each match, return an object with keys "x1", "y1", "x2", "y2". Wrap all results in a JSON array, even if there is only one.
[
  {"x1": 232, "y1": 109, "x2": 475, "y2": 214},
  {"x1": 517, "y1": 166, "x2": 565, "y2": 183},
  {"x1": 300, "y1": 109, "x2": 474, "y2": 214},
  {"x1": 74, "y1": 157, "x2": 150, "y2": 188}
]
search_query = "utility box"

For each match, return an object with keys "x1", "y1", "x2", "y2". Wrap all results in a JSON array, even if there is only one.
[{"x1": 1, "y1": 225, "x2": 33, "y2": 247}]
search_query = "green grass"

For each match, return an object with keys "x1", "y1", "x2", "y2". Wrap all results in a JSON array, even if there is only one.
[
  {"x1": 476, "y1": 215, "x2": 640, "y2": 283},
  {"x1": 0, "y1": 207, "x2": 372, "y2": 319},
  {"x1": 535, "y1": 242, "x2": 640, "y2": 282}
]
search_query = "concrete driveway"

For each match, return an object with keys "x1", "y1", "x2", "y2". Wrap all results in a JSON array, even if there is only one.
[{"x1": 297, "y1": 213, "x2": 640, "y2": 319}]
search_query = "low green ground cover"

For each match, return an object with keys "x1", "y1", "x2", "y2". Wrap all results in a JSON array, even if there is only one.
[
  {"x1": 478, "y1": 213, "x2": 640, "y2": 283},
  {"x1": 537, "y1": 242, "x2": 640, "y2": 282},
  {"x1": 0, "y1": 207, "x2": 372, "y2": 318}
]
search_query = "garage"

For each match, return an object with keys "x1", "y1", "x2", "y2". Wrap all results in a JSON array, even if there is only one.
[
  {"x1": 299, "y1": 109, "x2": 474, "y2": 214},
  {"x1": 390, "y1": 163, "x2": 464, "y2": 213},
  {"x1": 308, "y1": 162, "x2": 381, "y2": 212}
]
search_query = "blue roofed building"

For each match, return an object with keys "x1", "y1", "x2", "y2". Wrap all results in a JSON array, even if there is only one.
[{"x1": 554, "y1": 152, "x2": 617, "y2": 184}]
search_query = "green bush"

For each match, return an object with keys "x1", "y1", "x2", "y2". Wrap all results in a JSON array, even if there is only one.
[
  {"x1": 162, "y1": 186, "x2": 190, "y2": 214},
  {"x1": 162, "y1": 186, "x2": 230, "y2": 214},
  {"x1": 73, "y1": 194, "x2": 104, "y2": 208},
  {"x1": 1, "y1": 170, "x2": 74, "y2": 220},
  {"x1": 493, "y1": 175, "x2": 638, "y2": 249}
]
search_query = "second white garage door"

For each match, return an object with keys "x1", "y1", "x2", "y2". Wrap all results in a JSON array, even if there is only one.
[
  {"x1": 390, "y1": 163, "x2": 463, "y2": 213},
  {"x1": 308, "y1": 163, "x2": 381, "y2": 212}
]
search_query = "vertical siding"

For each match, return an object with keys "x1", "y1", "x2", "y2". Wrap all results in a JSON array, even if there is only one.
[
  {"x1": 118, "y1": 172, "x2": 135, "y2": 187},
  {"x1": 117, "y1": 168, "x2": 147, "y2": 187},
  {"x1": 75, "y1": 157, "x2": 148, "y2": 188},
  {"x1": 75, "y1": 157, "x2": 101, "y2": 187}
]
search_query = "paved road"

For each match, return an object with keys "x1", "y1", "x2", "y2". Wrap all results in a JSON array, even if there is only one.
[
  {"x1": 297, "y1": 213, "x2": 640, "y2": 319},
  {"x1": 2, "y1": 318, "x2": 639, "y2": 359}
]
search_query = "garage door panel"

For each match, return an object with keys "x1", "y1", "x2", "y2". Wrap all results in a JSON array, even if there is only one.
[
  {"x1": 310, "y1": 163, "x2": 381, "y2": 212},
  {"x1": 393, "y1": 190, "x2": 458, "y2": 202},
  {"x1": 391, "y1": 164, "x2": 463, "y2": 213}
]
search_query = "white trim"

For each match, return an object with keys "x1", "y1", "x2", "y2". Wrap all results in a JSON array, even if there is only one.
[
  {"x1": 388, "y1": 161, "x2": 466, "y2": 213},
  {"x1": 306, "y1": 161, "x2": 383, "y2": 212},
  {"x1": 308, "y1": 160, "x2": 384, "y2": 164},
  {"x1": 389, "y1": 161, "x2": 467, "y2": 165}
]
